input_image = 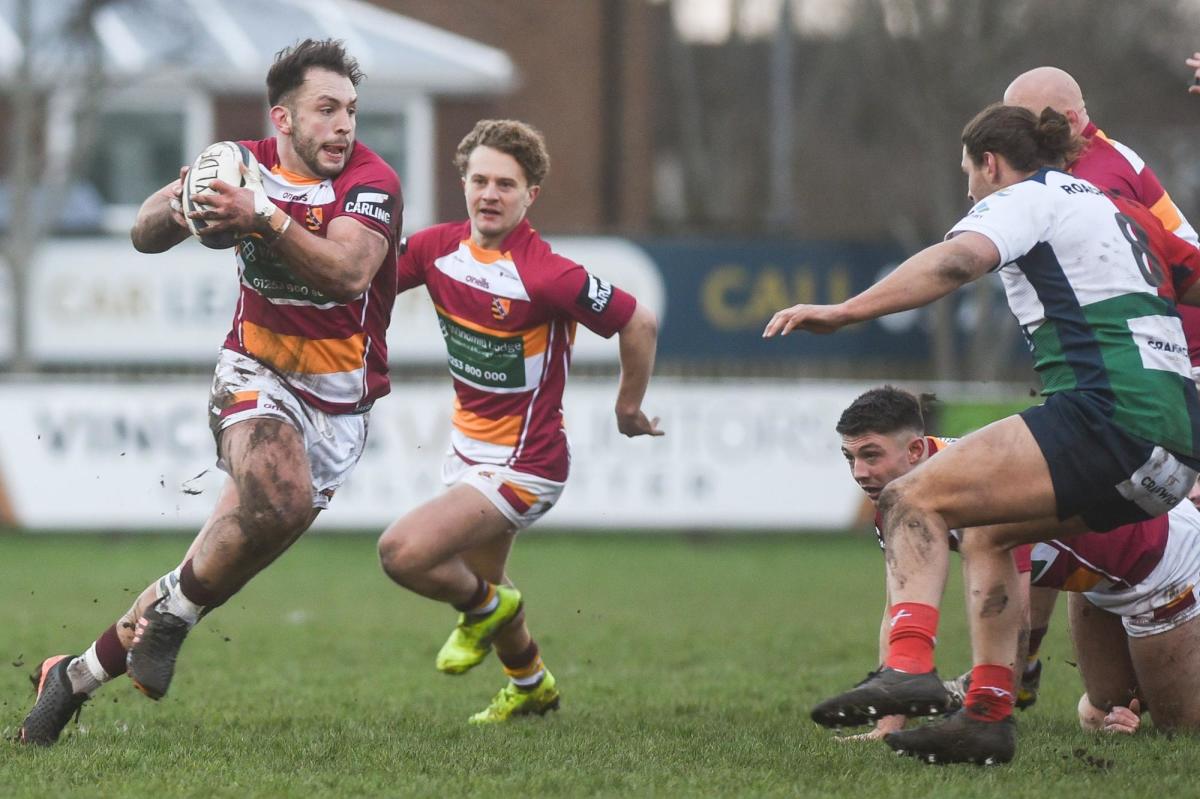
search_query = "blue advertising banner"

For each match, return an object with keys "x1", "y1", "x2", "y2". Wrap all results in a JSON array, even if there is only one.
[{"x1": 638, "y1": 238, "x2": 926, "y2": 359}]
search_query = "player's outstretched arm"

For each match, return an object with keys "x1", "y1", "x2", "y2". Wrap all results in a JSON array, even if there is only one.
[
  {"x1": 130, "y1": 167, "x2": 191, "y2": 253},
  {"x1": 761, "y1": 233, "x2": 1000, "y2": 338},
  {"x1": 614, "y1": 301, "x2": 664, "y2": 438}
]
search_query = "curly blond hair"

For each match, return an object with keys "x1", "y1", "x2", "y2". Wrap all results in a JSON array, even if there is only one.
[{"x1": 454, "y1": 119, "x2": 550, "y2": 187}]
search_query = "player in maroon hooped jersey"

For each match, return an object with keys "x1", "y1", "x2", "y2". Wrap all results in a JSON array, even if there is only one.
[
  {"x1": 19, "y1": 39, "x2": 402, "y2": 745},
  {"x1": 377, "y1": 120, "x2": 662, "y2": 723}
]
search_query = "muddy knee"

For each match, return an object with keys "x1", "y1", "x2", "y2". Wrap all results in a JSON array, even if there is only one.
[{"x1": 236, "y1": 477, "x2": 312, "y2": 556}]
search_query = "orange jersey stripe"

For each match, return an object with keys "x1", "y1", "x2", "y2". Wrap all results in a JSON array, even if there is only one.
[
  {"x1": 242, "y1": 321, "x2": 366, "y2": 375},
  {"x1": 1149, "y1": 193, "x2": 1183, "y2": 234},
  {"x1": 435, "y1": 304, "x2": 550, "y2": 357},
  {"x1": 1063, "y1": 567, "x2": 1103, "y2": 593},
  {"x1": 453, "y1": 399, "x2": 523, "y2": 446},
  {"x1": 269, "y1": 164, "x2": 324, "y2": 186},
  {"x1": 232, "y1": 390, "x2": 259, "y2": 404},
  {"x1": 462, "y1": 238, "x2": 513, "y2": 264}
]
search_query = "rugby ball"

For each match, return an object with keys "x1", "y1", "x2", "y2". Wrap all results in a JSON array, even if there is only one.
[{"x1": 183, "y1": 141, "x2": 259, "y2": 249}]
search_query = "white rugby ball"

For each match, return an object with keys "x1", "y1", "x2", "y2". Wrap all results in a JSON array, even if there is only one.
[{"x1": 183, "y1": 141, "x2": 259, "y2": 250}]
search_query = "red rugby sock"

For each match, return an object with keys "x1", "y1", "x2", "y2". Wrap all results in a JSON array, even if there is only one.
[
  {"x1": 884, "y1": 602, "x2": 939, "y2": 674},
  {"x1": 964, "y1": 664, "x2": 1015, "y2": 721}
]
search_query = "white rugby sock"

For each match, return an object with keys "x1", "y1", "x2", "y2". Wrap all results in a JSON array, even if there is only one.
[
  {"x1": 68, "y1": 652, "x2": 105, "y2": 696},
  {"x1": 162, "y1": 582, "x2": 205, "y2": 626}
]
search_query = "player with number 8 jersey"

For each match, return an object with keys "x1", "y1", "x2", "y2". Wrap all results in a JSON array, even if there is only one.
[{"x1": 951, "y1": 170, "x2": 1200, "y2": 461}]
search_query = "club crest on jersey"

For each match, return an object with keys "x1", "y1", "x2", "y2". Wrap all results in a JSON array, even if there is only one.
[
  {"x1": 491, "y1": 297, "x2": 511, "y2": 320},
  {"x1": 305, "y1": 206, "x2": 324, "y2": 231},
  {"x1": 576, "y1": 273, "x2": 613, "y2": 314}
]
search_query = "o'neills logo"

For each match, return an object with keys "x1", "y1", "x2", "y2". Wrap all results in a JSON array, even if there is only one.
[{"x1": 343, "y1": 187, "x2": 394, "y2": 226}]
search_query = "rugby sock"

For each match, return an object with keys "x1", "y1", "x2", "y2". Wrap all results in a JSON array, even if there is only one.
[
  {"x1": 164, "y1": 559, "x2": 222, "y2": 626},
  {"x1": 884, "y1": 602, "x2": 939, "y2": 674},
  {"x1": 455, "y1": 578, "x2": 499, "y2": 616},
  {"x1": 964, "y1": 664, "x2": 1015, "y2": 722},
  {"x1": 499, "y1": 640, "x2": 545, "y2": 690},
  {"x1": 69, "y1": 624, "x2": 128, "y2": 695}
]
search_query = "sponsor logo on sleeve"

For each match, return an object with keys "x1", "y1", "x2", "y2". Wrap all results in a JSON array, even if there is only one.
[
  {"x1": 576, "y1": 273, "x2": 613, "y2": 314},
  {"x1": 343, "y1": 187, "x2": 394, "y2": 227}
]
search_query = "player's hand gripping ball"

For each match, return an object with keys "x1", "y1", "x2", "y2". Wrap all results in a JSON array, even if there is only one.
[{"x1": 183, "y1": 141, "x2": 259, "y2": 249}]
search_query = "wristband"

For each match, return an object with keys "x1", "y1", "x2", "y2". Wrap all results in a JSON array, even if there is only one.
[{"x1": 262, "y1": 209, "x2": 292, "y2": 244}]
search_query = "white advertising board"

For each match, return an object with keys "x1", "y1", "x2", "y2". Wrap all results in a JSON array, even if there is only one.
[
  {"x1": 26, "y1": 236, "x2": 664, "y2": 365},
  {"x1": 0, "y1": 256, "x2": 12, "y2": 362},
  {"x1": 0, "y1": 379, "x2": 868, "y2": 531}
]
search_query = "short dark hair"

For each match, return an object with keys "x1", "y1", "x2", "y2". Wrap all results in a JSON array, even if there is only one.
[
  {"x1": 454, "y1": 119, "x2": 551, "y2": 187},
  {"x1": 836, "y1": 386, "x2": 929, "y2": 438},
  {"x1": 962, "y1": 102, "x2": 1082, "y2": 172},
  {"x1": 267, "y1": 39, "x2": 364, "y2": 107}
]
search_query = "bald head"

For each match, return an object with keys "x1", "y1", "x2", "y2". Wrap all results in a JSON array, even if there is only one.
[{"x1": 1003, "y1": 66, "x2": 1089, "y2": 134}]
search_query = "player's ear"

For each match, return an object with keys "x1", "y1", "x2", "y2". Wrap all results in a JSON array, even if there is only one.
[
  {"x1": 270, "y1": 105, "x2": 292, "y2": 135},
  {"x1": 907, "y1": 435, "x2": 926, "y2": 464},
  {"x1": 526, "y1": 184, "x2": 541, "y2": 206}
]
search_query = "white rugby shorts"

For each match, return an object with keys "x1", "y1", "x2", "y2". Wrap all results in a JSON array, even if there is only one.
[
  {"x1": 1085, "y1": 505, "x2": 1200, "y2": 638},
  {"x1": 442, "y1": 449, "x2": 565, "y2": 530},
  {"x1": 208, "y1": 349, "x2": 368, "y2": 509}
]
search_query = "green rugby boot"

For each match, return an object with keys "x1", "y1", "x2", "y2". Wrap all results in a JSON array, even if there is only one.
[
  {"x1": 469, "y1": 670, "x2": 560, "y2": 724},
  {"x1": 436, "y1": 585, "x2": 522, "y2": 675}
]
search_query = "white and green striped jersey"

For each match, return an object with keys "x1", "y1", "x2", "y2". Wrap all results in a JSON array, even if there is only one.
[{"x1": 948, "y1": 168, "x2": 1200, "y2": 459}]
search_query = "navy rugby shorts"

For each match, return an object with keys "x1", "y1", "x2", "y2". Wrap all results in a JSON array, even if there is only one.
[{"x1": 1021, "y1": 391, "x2": 1200, "y2": 531}]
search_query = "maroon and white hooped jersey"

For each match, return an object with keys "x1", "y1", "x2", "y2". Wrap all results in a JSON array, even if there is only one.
[
  {"x1": 397, "y1": 219, "x2": 637, "y2": 481},
  {"x1": 1029, "y1": 502, "x2": 1200, "y2": 631},
  {"x1": 222, "y1": 137, "x2": 402, "y2": 414}
]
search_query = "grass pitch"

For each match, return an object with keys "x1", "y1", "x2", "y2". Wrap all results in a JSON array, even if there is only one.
[{"x1": 1, "y1": 531, "x2": 1195, "y2": 798}]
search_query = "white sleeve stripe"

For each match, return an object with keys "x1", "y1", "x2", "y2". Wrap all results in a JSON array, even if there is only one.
[{"x1": 1107, "y1": 138, "x2": 1146, "y2": 174}]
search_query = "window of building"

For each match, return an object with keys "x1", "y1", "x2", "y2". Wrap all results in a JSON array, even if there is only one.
[{"x1": 84, "y1": 110, "x2": 186, "y2": 206}]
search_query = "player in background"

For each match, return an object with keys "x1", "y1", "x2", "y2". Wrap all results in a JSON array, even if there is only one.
[
  {"x1": 1189, "y1": 52, "x2": 1200, "y2": 95},
  {"x1": 377, "y1": 120, "x2": 662, "y2": 723},
  {"x1": 1001, "y1": 65, "x2": 1200, "y2": 707},
  {"x1": 764, "y1": 104, "x2": 1200, "y2": 765},
  {"x1": 833, "y1": 386, "x2": 1034, "y2": 743},
  {"x1": 19, "y1": 39, "x2": 402, "y2": 745}
]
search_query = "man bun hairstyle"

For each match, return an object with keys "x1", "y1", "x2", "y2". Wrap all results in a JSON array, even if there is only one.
[
  {"x1": 836, "y1": 385, "x2": 931, "y2": 438},
  {"x1": 267, "y1": 38, "x2": 364, "y2": 108},
  {"x1": 454, "y1": 119, "x2": 551, "y2": 187},
  {"x1": 962, "y1": 102, "x2": 1082, "y2": 172}
]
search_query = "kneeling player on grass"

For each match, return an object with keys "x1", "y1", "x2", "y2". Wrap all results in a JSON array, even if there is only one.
[
  {"x1": 1032, "y1": 502, "x2": 1200, "y2": 734},
  {"x1": 833, "y1": 386, "x2": 1037, "y2": 742},
  {"x1": 376, "y1": 120, "x2": 663, "y2": 723},
  {"x1": 836, "y1": 386, "x2": 1200, "y2": 738},
  {"x1": 764, "y1": 104, "x2": 1200, "y2": 764}
]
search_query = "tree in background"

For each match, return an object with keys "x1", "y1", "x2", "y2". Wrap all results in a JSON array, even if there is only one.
[{"x1": 658, "y1": 0, "x2": 1198, "y2": 381}]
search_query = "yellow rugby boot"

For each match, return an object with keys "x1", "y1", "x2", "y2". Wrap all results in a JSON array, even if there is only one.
[
  {"x1": 436, "y1": 585, "x2": 522, "y2": 675},
  {"x1": 469, "y1": 670, "x2": 560, "y2": 724}
]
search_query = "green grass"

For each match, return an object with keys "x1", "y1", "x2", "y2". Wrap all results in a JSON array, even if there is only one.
[{"x1": 0, "y1": 532, "x2": 1194, "y2": 797}]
